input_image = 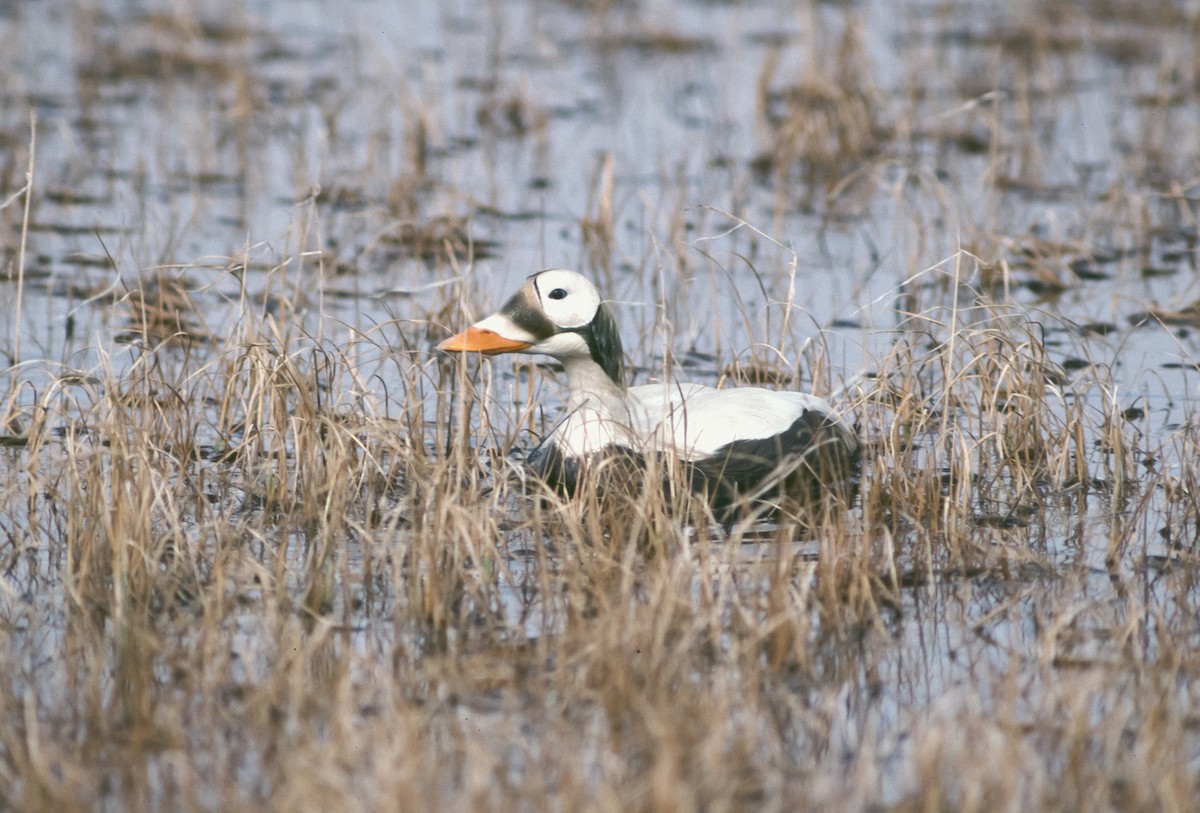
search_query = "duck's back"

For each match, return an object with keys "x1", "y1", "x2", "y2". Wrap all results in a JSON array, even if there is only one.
[
  {"x1": 628, "y1": 382, "x2": 852, "y2": 459},
  {"x1": 529, "y1": 381, "x2": 859, "y2": 517}
]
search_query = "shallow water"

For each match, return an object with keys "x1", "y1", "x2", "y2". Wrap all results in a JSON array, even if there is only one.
[{"x1": 7, "y1": 1, "x2": 1199, "y2": 396}]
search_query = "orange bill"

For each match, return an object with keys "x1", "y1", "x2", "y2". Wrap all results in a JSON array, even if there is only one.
[{"x1": 437, "y1": 326, "x2": 533, "y2": 355}]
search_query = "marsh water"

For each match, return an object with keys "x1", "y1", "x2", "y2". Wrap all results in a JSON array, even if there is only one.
[
  {"x1": 9, "y1": 2, "x2": 1193, "y2": 522},
  {"x1": 3, "y1": 0, "x2": 1200, "y2": 807},
  {"x1": 11, "y1": 0, "x2": 1196, "y2": 400}
]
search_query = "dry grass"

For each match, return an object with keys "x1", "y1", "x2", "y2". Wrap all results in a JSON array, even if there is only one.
[
  {"x1": 1, "y1": 235, "x2": 1197, "y2": 810},
  {"x1": 1, "y1": 1, "x2": 1200, "y2": 811}
]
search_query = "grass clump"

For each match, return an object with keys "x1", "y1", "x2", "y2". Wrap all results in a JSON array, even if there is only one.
[{"x1": 3, "y1": 241, "x2": 1196, "y2": 810}]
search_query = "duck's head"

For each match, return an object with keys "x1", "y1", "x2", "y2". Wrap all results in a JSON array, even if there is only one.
[{"x1": 438, "y1": 269, "x2": 625, "y2": 386}]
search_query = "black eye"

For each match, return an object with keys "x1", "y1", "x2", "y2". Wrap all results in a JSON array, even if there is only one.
[{"x1": 548, "y1": 288, "x2": 568, "y2": 300}]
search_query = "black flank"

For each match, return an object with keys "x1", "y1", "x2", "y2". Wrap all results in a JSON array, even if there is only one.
[
  {"x1": 524, "y1": 408, "x2": 859, "y2": 521},
  {"x1": 526, "y1": 438, "x2": 645, "y2": 496},
  {"x1": 691, "y1": 409, "x2": 860, "y2": 514}
]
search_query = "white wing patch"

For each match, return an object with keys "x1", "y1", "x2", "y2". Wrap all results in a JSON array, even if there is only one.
[{"x1": 627, "y1": 383, "x2": 842, "y2": 460}]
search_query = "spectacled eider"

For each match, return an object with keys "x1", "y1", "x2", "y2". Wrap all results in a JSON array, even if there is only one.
[{"x1": 439, "y1": 269, "x2": 859, "y2": 518}]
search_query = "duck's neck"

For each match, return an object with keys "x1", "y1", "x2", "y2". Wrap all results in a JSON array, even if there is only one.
[
  {"x1": 554, "y1": 355, "x2": 635, "y2": 454},
  {"x1": 562, "y1": 355, "x2": 628, "y2": 417}
]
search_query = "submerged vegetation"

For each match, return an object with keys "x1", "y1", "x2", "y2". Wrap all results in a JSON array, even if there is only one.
[{"x1": 1, "y1": 0, "x2": 1199, "y2": 810}]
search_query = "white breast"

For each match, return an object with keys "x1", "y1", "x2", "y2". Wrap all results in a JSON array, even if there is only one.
[{"x1": 549, "y1": 406, "x2": 640, "y2": 458}]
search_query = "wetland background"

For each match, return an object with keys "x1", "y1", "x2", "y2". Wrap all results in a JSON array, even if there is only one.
[{"x1": 2, "y1": 0, "x2": 1200, "y2": 810}]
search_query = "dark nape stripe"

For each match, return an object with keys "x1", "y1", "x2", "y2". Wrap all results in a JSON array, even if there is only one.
[{"x1": 569, "y1": 302, "x2": 624, "y2": 386}]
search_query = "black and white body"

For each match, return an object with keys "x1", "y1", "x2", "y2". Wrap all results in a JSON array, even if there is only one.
[{"x1": 438, "y1": 269, "x2": 859, "y2": 516}]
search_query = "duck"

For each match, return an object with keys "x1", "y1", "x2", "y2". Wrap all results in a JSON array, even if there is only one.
[{"x1": 437, "y1": 269, "x2": 859, "y2": 518}]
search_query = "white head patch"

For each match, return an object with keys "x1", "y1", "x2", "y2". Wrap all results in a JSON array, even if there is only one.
[{"x1": 532, "y1": 269, "x2": 601, "y2": 330}]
